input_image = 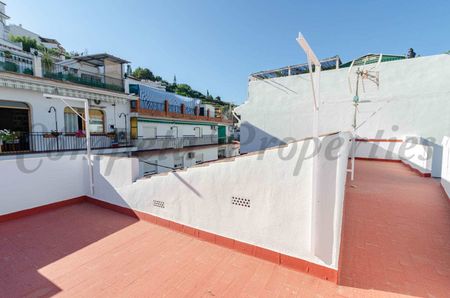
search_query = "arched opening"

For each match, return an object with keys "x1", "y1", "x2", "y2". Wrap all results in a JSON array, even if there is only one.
[{"x1": 0, "y1": 100, "x2": 30, "y2": 152}]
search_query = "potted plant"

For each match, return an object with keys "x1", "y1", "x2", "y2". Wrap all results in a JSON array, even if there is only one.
[
  {"x1": 75, "y1": 130, "x2": 86, "y2": 138},
  {"x1": 44, "y1": 131, "x2": 60, "y2": 138},
  {"x1": 0, "y1": 129, "x2": 18, "y2": 152}
]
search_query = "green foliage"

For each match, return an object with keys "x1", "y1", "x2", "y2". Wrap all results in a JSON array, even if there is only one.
[
  {"x1": 23, "y1": 68, "x2": 33, "y2": 75},
  {"x1": 0, "y1": 129, "x2": 18, "y2": 143},
  {"x1": 41, "y1": 48, "x2": 54, "y2": 72},
  {"x1": 10, "y1": 35, "x2": 63, "y2": 59},
  {"x1": 132, "y1": 65, "x2": 232, "y2": 106},
  {"x1": 9, "y1": 35, "x2": 38, "y2": 52},
  {"x1": 132, "y1": 67, "x2": 155, "y2": 81}
]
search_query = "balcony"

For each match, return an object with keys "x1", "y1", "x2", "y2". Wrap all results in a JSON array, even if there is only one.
[
  {"x1": 43, "y1": 64, "x2": 124, "y2": 93},
  {"x1": 132, "y1": 135, "x2": 218, "y2": 151},
  {"x1": 0, "y1": 53, "x2": 34, "y2": 75},
  {"x1": 131, "y1": 99, "x2": 233, "y2": 123},
  {"x1": 0, "y1": 131, "x2": 132, "y2": 155}
]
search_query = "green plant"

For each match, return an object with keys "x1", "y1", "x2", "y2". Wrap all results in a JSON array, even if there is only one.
[
  {"x1": 9, "y1": 35, "x2": 38, "y2": 52},
  {"x1": 0, "y1": 129, "x2": 18, "y2": 143},
  {"x1": 4, "y1": 50, "x2": 12, "y2": 59},
  {"x1": 23, "y1": 68, "x2": 33, "y2": 75},
  {"x1": 41, "y1": 48, "x2": 54, "y2": 73}
]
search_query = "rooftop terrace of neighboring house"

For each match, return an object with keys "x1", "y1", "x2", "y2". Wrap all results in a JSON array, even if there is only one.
[
  {"x1": 127, "y1": 79, "x2": 234, "y2": 124},
  {"x1": 250, "y1": 53, "x2": 406, "y2": 80}
]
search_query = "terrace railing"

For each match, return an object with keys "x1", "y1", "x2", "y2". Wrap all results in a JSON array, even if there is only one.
[
  {"x1": 133, "y1": 134, "x2": 218, "y2": 151},
  {"x1": 43, "y1": 64, "x2": 124, "y2": 92},
  {"x1": 0, "y1": 131, "x2": 132, "y2": 155},
  {"x1": 0, "y1": 57, "x2": 34, "y2": 75},
  {"x1": 131, "y1": 100, "x2": 234, "y2": 124}
]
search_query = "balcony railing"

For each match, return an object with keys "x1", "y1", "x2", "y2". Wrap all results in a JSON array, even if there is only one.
[
  {"x1": 0, "y1": 131, "x2": 132, "y2": 155},
  {"x1": 133, "y1": 135, "x2": 218, "y2": 151},
  {"x1": 131, "y1": 100, "x2": 233, "y2": 124},
  {"x1": 0, "y1": 58, "x2": 34, "y2": 75},
  {"x1": 43, "y1": 64, "x2": 124, "y2": 92}
]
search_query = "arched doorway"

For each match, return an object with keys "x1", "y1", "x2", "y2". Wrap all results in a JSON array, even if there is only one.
[{"x1": 0, "y1": 100, "x2": 30, "y2": 153}]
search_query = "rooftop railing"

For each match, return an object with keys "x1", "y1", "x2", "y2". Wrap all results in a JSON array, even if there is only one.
[
  {"x1": 131, "y1": 99, "x2": 233, "y2": 124},
  {"x1": 43, "y1": 64, "x2": 124, "y2": 92},
  {"x1": 0, "y1": 131, "x2": 132, "y2": 155}
]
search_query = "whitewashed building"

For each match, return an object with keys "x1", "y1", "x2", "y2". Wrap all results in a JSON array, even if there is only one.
[
  {"x1": 236, "y1": 53, "x2": 450, "y2": 177},
  {"x1": 124, "y1": 78, "x2": 238, "y2": 176}
]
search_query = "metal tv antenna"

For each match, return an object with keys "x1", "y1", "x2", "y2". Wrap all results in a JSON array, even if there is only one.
[{"x1": 347, "y1": 55, "x2": 381, "y2": 180}]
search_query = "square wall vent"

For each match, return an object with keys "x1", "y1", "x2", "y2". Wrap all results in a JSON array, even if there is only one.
[
  {"x1": 231, "y1": 196, "x2": 250, "y2": 208},
  {"x1": 153, "y1": 200, "x2": 165, "y2": 208}
]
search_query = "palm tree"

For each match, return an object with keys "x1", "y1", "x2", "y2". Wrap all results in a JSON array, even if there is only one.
[{"x1": 41, "y1": 48, "x2": 54, "y2": 73}]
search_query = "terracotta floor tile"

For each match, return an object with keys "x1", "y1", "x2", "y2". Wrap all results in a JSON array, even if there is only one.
[{"x1": 1, "y1": 160, "x2": 449, "y2": 297}]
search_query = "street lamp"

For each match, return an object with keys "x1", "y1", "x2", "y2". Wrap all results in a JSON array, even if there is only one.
[
  {"x1": 48, "y1": 106, "x2": 59, "y2": 149},
  {"x1": 119, "y1": 112, "x2": 127, "y2": 143}
]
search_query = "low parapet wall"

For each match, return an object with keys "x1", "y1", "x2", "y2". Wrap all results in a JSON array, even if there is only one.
[
  {"x1": 354, "y1": 137, "x2": 434, "y2": 176},
  {"x1": 441, "y1": 136, "x2": 450, "y2": 198},
  {"x1": 92, "y1": 132, "x2": 352, "y2": 279}
]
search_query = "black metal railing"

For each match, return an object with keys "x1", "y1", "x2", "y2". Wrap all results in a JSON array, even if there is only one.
[
  {"x1": 43, "y1": 64, "x2": 124, "y2": 92},
  {"x1": 0, "y1": 131, "x2": 132, "y2": 155}
]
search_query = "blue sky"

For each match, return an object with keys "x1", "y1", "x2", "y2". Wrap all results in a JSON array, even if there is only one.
[{"x1": 6, "y1": 0, "x2": 450, "y2": 104}]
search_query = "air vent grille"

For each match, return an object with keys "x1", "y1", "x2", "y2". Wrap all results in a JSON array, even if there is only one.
[
  {"x1": 231, "y1": 196, "x2": 250, "y2": 208},
  {"x1": 153, "y1": 200, "x2": 165, "y2": 208}
]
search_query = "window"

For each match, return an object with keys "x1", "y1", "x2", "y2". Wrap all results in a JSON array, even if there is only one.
[
  {"x1": 174, "y1": 155, "x2": 183, "y2": 169},
  {"x1": 64, "y1": 107, "x2": 105, "y2": 133},
  {"x1": 194, "y1": 127, "x2": 202, "y2": 137}
]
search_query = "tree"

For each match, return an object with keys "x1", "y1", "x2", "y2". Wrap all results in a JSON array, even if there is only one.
[
  {"x1": 41, "y1": 48, "x2": 54, "y2": 73},
  {"x1": 175, "y1": 84, "x2": 193, "y2": 97},
  {"x1": 132, "y1": 67, "x2": 155, "y2": 81},
  {"x1": 9, "y1": 35, "x2": 38, "y2": 52},
  {"x1": 215, "y1": 96, "x2": 222, "y2": 102}
]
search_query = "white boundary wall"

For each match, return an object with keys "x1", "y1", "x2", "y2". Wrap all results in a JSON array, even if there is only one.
[
  {"x1": 354, "y1": 137, "x2": 434, "y2": 175},
  {"x1": 441, "y1": 136, "x2": 450, "y2": 198},
  {"x1": 0, "y1": 154, "x2": 88, "y2": 215},
  {"x1": 237, "y1": 54, "x2": 450, "y2": 156},
  {"x1": 92, "y1": 132, "x2": 351, "y2": 270}
]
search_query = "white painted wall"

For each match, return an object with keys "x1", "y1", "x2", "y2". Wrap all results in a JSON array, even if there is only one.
[
  {"x1": 92, "y1": 132, "x2": 351, "y2": 270},
  {"x1": 354, "y1": 140, "x2": 403, "y2": 160},
  {"x1": 441, "y1": 136, "x2": 450, "y2": 198},
  {"x1": 0, "y1": 154, "x2": 88, "y2": 215},
  {"x1": 237, "y1": 54, "x2": 450, "y2": 155},
  {"x1": 137, "y1": 121, "x2": 217, "y2": 138},
  {"x1": 137, "y1": 146, "x2": 219, "y2": 176},
  {"x1": 0, "y1": 87, "x2": 129, "y2": 133},
  {"x1": 399, "y1": 139, "x2": 433, "y2": 174}
]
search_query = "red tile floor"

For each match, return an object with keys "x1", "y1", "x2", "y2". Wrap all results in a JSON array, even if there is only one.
[{"x1": 0, "y1": 160, "x2": 449, "y2": 297}]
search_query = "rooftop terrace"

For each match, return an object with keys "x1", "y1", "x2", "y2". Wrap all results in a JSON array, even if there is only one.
[{"x1": 1, "y1": 159, "x2": 448, "y2": 297}]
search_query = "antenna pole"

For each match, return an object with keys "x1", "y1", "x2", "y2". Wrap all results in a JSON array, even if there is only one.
[{"x1": 297, "y1": 33, "x2": 321, "y2": 257}]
